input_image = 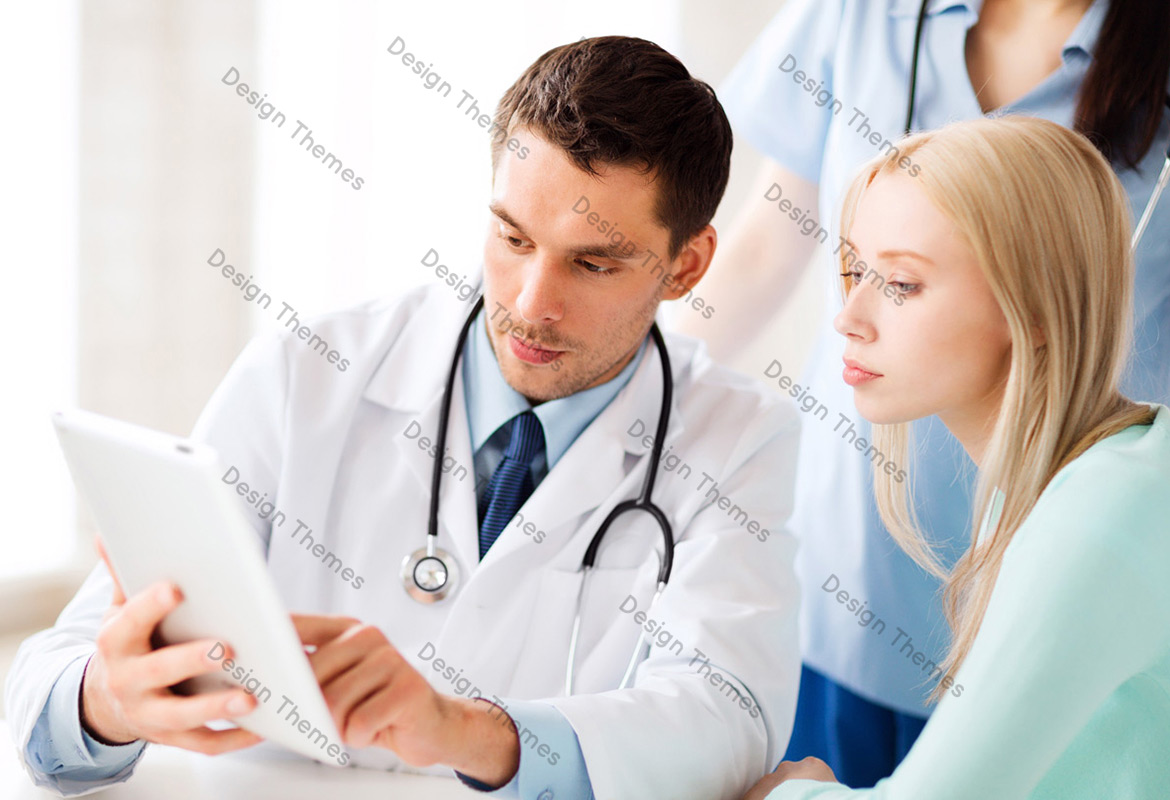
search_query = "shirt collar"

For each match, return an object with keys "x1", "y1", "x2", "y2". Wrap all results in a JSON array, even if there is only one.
[
  {"x1": 462, "y1": 309, "x2": 647, "y2": 469},
  {"x1": 888, "y1": 0, "x2": 1107, "y2": 61},
  {"x1": 1063, "y1": 0, "x2": 1106, "y2": 61},
  {"x1": 888, "y1": 0, "x2": 978, "y2": 19}
]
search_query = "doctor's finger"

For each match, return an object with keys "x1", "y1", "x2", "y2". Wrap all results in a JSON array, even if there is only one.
[
  {"x1": 94, "y1": 537, "x2": 126, "y2": 606},
  {"x1": 97, "y1": 582, "x2": 182, "y2": 658},
  {"x1": 130, "y1": 639, "x2": 237, "y2": 691},
  {"x1": 307, "y1": 623, "x2": 396, "y2": 686},
  {"x1": 142, "y1": 688, "x2": 259, "y2": 735},
  {"x1": 292, "y1": 613, "x2": 361, "y2": 648},
  {"x1": 153, "y1": 723, "x2": 263, "y2": 756}
]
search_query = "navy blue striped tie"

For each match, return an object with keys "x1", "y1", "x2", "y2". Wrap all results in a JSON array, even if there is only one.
[{"x1": 478, "y1": 411, "x2": 545, "y2": 559}]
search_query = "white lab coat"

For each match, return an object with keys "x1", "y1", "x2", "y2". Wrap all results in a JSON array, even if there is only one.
[{"x1": 7, "y1": 282, "x2": 802, "y2": 800}]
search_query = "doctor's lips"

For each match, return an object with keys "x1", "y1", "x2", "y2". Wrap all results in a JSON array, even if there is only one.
[
  {"x1": 509, "y1": 335, "x2": 565, "y2": 365},
  {"x1": 842, "y1": 357, "x2": 882, "y2": 386}
]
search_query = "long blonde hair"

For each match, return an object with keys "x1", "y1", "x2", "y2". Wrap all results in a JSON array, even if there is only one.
[{"x1": 837, "y1": 116, "x2": 1155, "y2": 702}]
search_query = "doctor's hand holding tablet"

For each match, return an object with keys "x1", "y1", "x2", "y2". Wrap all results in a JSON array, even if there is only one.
[
  {"x1": 84, "y1": 533, "x2": 521, "y2": 782},
  {"x1": 78, "y1": 543, "x2": 261, "y2": 755}
]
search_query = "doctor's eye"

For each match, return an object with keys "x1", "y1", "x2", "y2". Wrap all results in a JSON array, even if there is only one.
[
  {"x1": 577, "y1": 258, "x2": 615, "y2": 276},
  {"x1": 497, "y1": 229, "x2": 530, "y2": 249}
]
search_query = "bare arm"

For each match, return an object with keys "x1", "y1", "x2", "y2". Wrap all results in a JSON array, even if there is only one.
[{"x1": 675, "y1": 160, "x2": 821, "y2": 363}]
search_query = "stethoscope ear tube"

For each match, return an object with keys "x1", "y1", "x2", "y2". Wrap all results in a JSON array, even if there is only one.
[
  {"x1": 904, "y1": 0, "x2": 931, "y2": 135},
  {"x1": 1132, "y1": 133, "x2": 1170, "y2": 252},
  {"x1": 578, "y1": 322, "x2": 675, "y2": 586},
  {"x1": 428, "y1": 295, "x2": 485, "y2": 542},
  {"x1": 566, "y1": 322, "x2": 676, "y2": 695}
]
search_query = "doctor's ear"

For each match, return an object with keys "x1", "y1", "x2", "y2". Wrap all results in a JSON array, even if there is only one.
[{"x1": 661, "y1": 225, "x2": 716, "y2": 302}]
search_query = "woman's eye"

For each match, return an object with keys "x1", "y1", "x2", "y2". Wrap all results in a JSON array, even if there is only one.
[{"x1": 840, "y1": 269, "x2": 919, "y2": 298}]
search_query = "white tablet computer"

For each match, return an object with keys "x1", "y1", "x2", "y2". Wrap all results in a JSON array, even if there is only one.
[{"x1": 52, "y1": 408, "x2": 347, "y2": 766}]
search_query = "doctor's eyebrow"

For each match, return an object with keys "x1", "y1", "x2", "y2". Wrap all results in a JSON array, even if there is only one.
[
  {"x1": 488, "y1": 201, "x2": 649, "y2": 261},
  {"x1": 489, "y1": 202, "x2": 530, "y2": 237}
]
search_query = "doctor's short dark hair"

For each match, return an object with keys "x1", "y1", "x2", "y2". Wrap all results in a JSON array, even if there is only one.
[{"x1": 490, "y1": 36, "x2": 733, "y2": 261}]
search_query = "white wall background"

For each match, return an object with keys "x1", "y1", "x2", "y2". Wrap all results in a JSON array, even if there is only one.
[
  {"x1": 0, "y1": 2, "x2": 79, "y2": 580},
  {"x1": 1, "y1": 0, "x2": 819, "y2": 630}
]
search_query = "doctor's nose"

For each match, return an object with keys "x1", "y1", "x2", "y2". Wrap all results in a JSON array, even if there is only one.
[{"x1": 514, "y1": 258, "x2": 566, "y2": 325}]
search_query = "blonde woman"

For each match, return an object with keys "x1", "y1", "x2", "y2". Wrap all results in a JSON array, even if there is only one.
[{"x1": 746, "y1": 116, "x2": 1170, "y2": 799}]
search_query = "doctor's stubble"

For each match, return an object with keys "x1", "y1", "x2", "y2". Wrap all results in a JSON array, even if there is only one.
[{"x1": 481, "y1": 275, "x2": 665, "y2": 405}]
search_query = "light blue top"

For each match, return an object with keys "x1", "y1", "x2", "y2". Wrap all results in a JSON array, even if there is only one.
[
  {"x1": 719, "y1": 0, "x2": 1170, "y2": 714},
  {"x1": 768, "y1": 405, "x2": 1170, "y2": 798},
  {"x1": 26, "y1": 307, "x2": 646, "y2": 799}
]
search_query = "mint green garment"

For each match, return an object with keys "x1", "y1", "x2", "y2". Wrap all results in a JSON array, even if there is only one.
[{"x1": 770, "y1": 403, "x2": 1170, "y2": 799}]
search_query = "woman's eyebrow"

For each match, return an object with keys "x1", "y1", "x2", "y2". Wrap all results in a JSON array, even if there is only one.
[{"x1": 877, "y1": 248, "x2": 935, "y2": 267}]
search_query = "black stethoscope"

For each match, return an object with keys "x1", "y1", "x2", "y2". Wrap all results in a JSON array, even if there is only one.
[
  {"x1": 398, "y1": 295, "x2": 676, "y2": 692},
  {"x1": 905, "y1": 0, "x2": 1170, "y2": 251}
]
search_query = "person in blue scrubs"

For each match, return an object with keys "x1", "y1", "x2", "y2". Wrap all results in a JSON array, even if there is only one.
[{"x1": 675, "y1": 0, "x2": 1170, "y2": 787}]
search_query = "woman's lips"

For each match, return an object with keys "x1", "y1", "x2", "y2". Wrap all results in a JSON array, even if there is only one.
[
  {"x1": 842, "y1": 359, "x2": 882, "y2": 387},
  {"x1": 509, "y1": 335, "x2": 564, "y2": 365}
]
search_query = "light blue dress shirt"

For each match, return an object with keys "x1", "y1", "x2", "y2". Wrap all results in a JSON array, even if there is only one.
[
  {"x1": 24, "y1": 655, "x2": 146, "y2": 793},
  {"x1": 456, "y1": 308, "x2": 645, "y2": 798},
  {"x1": 719, "y1": 0, "x2": 1170, "y2": 715},
  {"x1": 463, "y1": 306, "x2": 648, "y2": 501},
  {"x1": 27, "y1": 307, "x2": 646, "y2": 800}
]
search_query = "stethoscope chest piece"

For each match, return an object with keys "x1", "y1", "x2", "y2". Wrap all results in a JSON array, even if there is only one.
[{"x1": 401, "y1": 545, "x2": 460, "y2": 604}]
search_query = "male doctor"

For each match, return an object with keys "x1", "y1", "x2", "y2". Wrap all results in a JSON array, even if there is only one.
[{"x1": 7, "y1": 36, "x2": 801, "y2": 799}]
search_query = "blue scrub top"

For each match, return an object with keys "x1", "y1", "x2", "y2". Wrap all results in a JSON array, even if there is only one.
[{"x1": 719, "y1": 0, "x2": 1170, "y2": 715}]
